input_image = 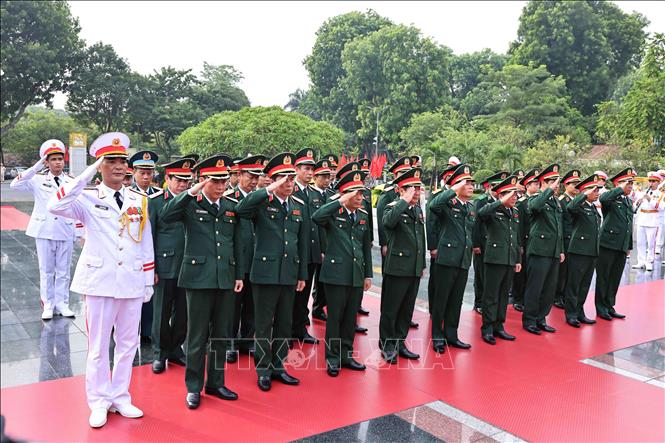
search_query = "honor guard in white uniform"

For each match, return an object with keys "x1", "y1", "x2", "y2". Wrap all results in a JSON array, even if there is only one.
[
  {"x1": 47, "y1": 132, "x2": 155, "y2": 428},
  {"x1": 656, "y1": 170, "x2": 665, "y2": 256},
  {"x1": 632, "y1": 172, "x2": 663, "y2": 271},
  {"x1": 10, "y1": 140, "x2": 81, "y2": 320}
]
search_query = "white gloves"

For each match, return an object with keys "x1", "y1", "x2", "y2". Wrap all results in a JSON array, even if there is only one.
[
  {"x1": 143, "y1": 286, "x2": 154, "y2": 303},
  {"x1": 80, "y1": 157, "x2": 104, "y2": 183}
]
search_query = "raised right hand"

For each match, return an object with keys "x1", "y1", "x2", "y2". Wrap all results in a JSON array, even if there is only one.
[
  {"x1": 401, "y1": 186, "x2": 416, "y2": 203},
  {"x1": 549, "y1": 177, "x2": 560, "y2": 191},
  {"x1": 266, "y1": 175, "x2": 288, "y2": 193},
  {"x1": 189, "y1": 177, "x2": 211, "y2": 196}
]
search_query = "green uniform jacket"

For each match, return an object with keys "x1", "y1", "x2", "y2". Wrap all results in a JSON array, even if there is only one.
[
  {"x1": 472, "y1": 193, "x2": 494, "y2": 250},
  {"x1": 293, "y1": 184, "x2": 316, "y2": 264},
  {"x1": 362, "y1": 187, "x2": 374, "y2": 242},
  {"x1": 478, "y1": 199, "x2": 521, "y2": 266},
  {"x1": 376, "y1": 186, "x2": 398, "y2": 246},
  {"x1": 516, "y1": 193, "x2": 536, "y2": 249},
  {"x1": 559, "y1": 193, "x2": 574, "y2": 251},
  {"x1": 308, "y1": 186, "x2": 330, "y2": 254},
  {"x1": 160, "y1": 191, "x2": 243, "y2": 289},
  {"x1": 235, "y1": 188, "x2": 308, "y2": 284},
  {"x1": 599, "y1": 187, "x2": 633, "y2": 253},
  {"x1": 526, "y1": 188, "x2": 564, "y2": 258},
  {"x1": 311, "y1": 200, "x2": 373, "y2": 287},
  {"x1": 429, "y1": 189, "x2": 475, "y2": 270},
  {"x1": 426, "y1": 189, "x2": 443, "y2": 252},
  {"x1": 382, "y1": 199, "x2": 426, "y2": 277},
  {"x1": 229, "y1": 187, "x2": 254, "y2": 276},
  {"x1": 148, "y1": 188, "x2": 185, "y2": 280},
  {"x1": 566, "y1": 193, "x2": 602, "y2": 257}
]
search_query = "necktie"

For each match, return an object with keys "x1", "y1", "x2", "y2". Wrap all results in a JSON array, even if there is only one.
[
  {"x1": 54, "y1": 176, "x2": 60, "y2": 187},
  {"x1": 349, "y1": 212, "x2": 356, "y2": 224},
  {"x1": 213, "y1": 202, "x2": 220, "y2": 213},
  {"x1": 114, "y1": 191, "x2": 123, "y2": 210},
  {"x1": 282, "y1": 201, "x2": 289, "y2": 213}
]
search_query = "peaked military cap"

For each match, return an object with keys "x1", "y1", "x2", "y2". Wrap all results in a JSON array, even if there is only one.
[
  {"x1": 125, "y1": 167, "x2": 134, "y2": 177},
  {"x1": 229, "y1": 157, "x2": 242, "y2": 174},
  {"x1": 336, "y1": 170, "x2": 367, "y2": 193},
  {"x1": 576, "y1": 174, "x2": 602, "y2": 191},
  {"x1": 322, "y1": 153, "x2": 339, "y2": 168},
  {"x1": 493, "y1": 175, "x2": 519, "y2": 194},
  {"x1": 520, "y1": 168, "x2": 540, "y2": 186},
  {"x1": 337, "y1": 161, "x2": 361, "y2": 179},
  {"x1": 562, "y1": 169, "x2": 582, "y2": 185},
  {"x1": 410, "y1": 155, "x2": 422, "y2": 167},
  {"x1": 235, "y1": 155, "x2": 267, "y2": 175},
  {"x1": 89, "y1": 132, "x2": 129, "y2": 159},
  {"x1": 647, "y1": 171, "x2": 662, "y2": 182},
  {"x1": 439, "y1": 164, "x2": 458, "y2": 184},
  {"x1": 264, "y1": 152, "x2": 297, "y2": 177},
  {"x1": 164, "y1": 157, "x2": 195, "y2": 180},
  {"x1": 482, "y1": 171, "x2": 510, "y2": 188},
  {"x1": 359, "y1": 158, "x2": 371, "y2": 172},
  {"x1": 448, "y1": 155, "x2": 461, "y2": 166},
  {"x1": 314, "y1": 159, "x2": 333, "y2": 176},
  {"x1": 194, "y1": 154, "x2": 232, "y2": 179},
  {"x1": 448, "y1": 164, "x2": 474, "y2": 187},
  {"x1": 535, "y1": 164, "x2": 560, "y2": 182},
  {"x1": 294, "y1": 148, "x2": 316, "y2": 166},
  {"x1": 609, "y1": 167, "x2": 636, "y2": 185},
  {"x1": 40, "y1": 139, "x2": 66, "y2": 158},
  {"x1": 130, "y1": 150, "x2": 158, "y2": 169},
  {"x1": 512, "y1": 169, "x2": 525, "y2": 180},
  {"x1": 388, "y1": 156, "x2": 412, "y2": 175},
  {"x1": 181, "y1": 153, "x2": 200, "y2": 163},
  {"x1": 395, "y1": 168, "x2": 423, "y2": 188}
]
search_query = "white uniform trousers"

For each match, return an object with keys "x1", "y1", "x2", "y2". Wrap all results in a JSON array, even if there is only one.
[
  {"x1": 35, "y1": 238, "x2": 73, "y2": 310},
  {"x1": 636, "y1": 225, "x2": 658, "y2": 266},
  {"x1": 85, "y1": 295, "x2": 143, "y2": 410},
  {"x1": 656, "y1": 218, "x2": 664, "y2": 252}
]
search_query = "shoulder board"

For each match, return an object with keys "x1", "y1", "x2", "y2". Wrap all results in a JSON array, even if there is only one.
[
  {"x1": 66, "y1": 173, "x2": 75, "y2": 178},
  {"x1": 383, "y1": 185, "x2": 395, "y2": 193},
  {"x1": 128, "y1": 188, "x2": 147, "y2": 197},
  {"x1": 290, "y1": 195, "x2": 304, "y2": 205},
  {"x1": 432, "y1": 188, "x2": 443, "y2": 195},
  {"x1": 149, "y1": 189, "x2": 164, "y2": 199},
  {"x1": 387, "y1": 200, "x2": 399, "y2": 207},
  {"x1": 518, "y1": 196, "x2": 526, "y2": 202},
  {"x1": 224, "y1": 196, "x2": 238, "y2": 203},
  {"x1": 83, "y1": 186, "x2": 97, "y2": 191},
  {"x1": 358, "y1": 207, "x2": 368, "y2": 214},
  {"x1": 329, "y1": 193, "x2": 341, "y2": 201},
  {"x1": 223, "y1": 189, "x2": 235, "y2": 197},
  {"x1": 37, "y1": 171, "x2": 47, "y2": 175},
  {"x1": 307, "y1": 184, "x2": 317, "y2": 192}
]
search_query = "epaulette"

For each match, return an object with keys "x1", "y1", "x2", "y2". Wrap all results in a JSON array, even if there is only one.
[
  {"x1": 387, "y1": 200, "x2": 399, "y2": 207},
  {"x1": 128, "y1": 187, "x2": 147, "y2": 197},
  {"x1": 383, "y1": 185, "x2": 395, "y2": 193},
  {"x1": 149, "y1": 189, "x2": 164, "y2": 199},
  {"x1": 307, "y1": 184, "x2": 317, "y2": 192},
  {"x1": 432, "y1": 188, "x2": 443, "y2": 194},
  {"x1": 223, "y1": 189, "x2": 235, "y2": 197},
  {"x1": 83, "y1": 186, "x2": 97, "y2": 191},
  {"x1": 291, "y1": 195, "x2": 304, "y2": 205},
  {"x1": 517, "y1": 196, "x2": 526, "y2": 202},
  {"x1": 329, "y1": 193, "x2": 341, "y2": 201},
  {"x1": 224, "y1": 195, "x2": 238, "y2": 203},
  {"x1": 358, "y1": 207, "x2": 368, "y2": 214},
  {"x1": 66, "y1": 173, "x2": 75, "y2": 178}
]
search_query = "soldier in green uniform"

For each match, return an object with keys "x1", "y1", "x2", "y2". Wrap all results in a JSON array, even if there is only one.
[
  {"x1": 563, "y1": 174, "x2": 602, "y2": 327},
  {"x1": 225, "y1": 155, "x2": 266, "y2": 363},
  {"x1": 478, "y1": 175, "x2": 522, "y2": 344},
  {"x1": 595, "y1": 168, "x2": 635, "y2": 321},
  {"x1": 472, "y1": 171, "x2": 509, "y2": 314},
  {"x1": 553, "y1": 170, "x2": 581, "y2": 309},
  {"x1": 428, "y1": 164, "x2": 475, "y2": 354},
  {"x1": 235, "y1": 153, "x2": 308, "y2": 392},
  {"x1": 380, "y1": 168, "x2": 426, "y2": 362},
  {"x1": 322, "y1": 154, "x2": 339, "y2": 190},
  {"x1": 149, "y1": 157, "x2": 195, "y2": 374},
  {"x1": 311, "y1": 159, "x2": 334, "y2": 321},
  {"x1": 160, "y1": 154, "x2": 243, "y2": 409},
  {"x1": 522, "y1": 164, "x2": 564, "y2": 335},
  {"x1": 512, "y1": 169, "x2": 540, "y2": 312},
  {"x1": 357, "y1": 158, "x2": 375, "y2": 318},
  {"x1": 312, "y1": 171, "x2": 373, "y2": 376},
  {"x1": 291, "y1": 148, "x2": 319, "y2": 344},
  {"x1": 229, "y1": 157, "x2": 241, "y2": 189}
]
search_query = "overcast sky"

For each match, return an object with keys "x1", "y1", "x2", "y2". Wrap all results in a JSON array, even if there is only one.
[{"x1": 53, "y1": 1, "x2": 664, "y2": 109}]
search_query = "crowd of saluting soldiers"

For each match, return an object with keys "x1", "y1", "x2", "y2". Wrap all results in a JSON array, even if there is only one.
[{"x1": 11, "y1": 131, "x2": 664, "y2": 428}]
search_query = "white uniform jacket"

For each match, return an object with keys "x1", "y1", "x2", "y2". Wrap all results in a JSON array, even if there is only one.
[
  {"x1": 47, "y1": 175, "x2": 154, "y2": 299},
  {"x1": 634, "y1": 189, "x2": 663, "y2": 227},
  {"x1": 10, "y1": 163, "x2": 82, "y2": 240}
]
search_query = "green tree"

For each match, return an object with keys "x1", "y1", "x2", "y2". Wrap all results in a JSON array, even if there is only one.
[
  {"x1": 1, "y1": 0, "x2": 84, "y2": 138},
  {"x1": 177, "y1": 106, "x2": 344, "y2": 159},
  {"x1": 522, "y1": 135, "x2": 590, "y2": 171},
  {"x1": 510, "y1": 1, "x2": 648, "y2": 115},
  {"x1": 449, "y1": 49, "x2": 507, "y2": 102},
  {"x1": 341, "y1": 24, "x2": 452, "y2": 145},
  {"x1": 66, "y1": 43, "x2": 136, "y2": 132},
  {"x1": 193, "y1": 62, "x2": 250, "y2": 115},
  {"x1": 284, "y1": 88, "x2": 321, "y2": 120},
  {"x1": 1, "y1": 107, "x2": 89, "y2": 164}
]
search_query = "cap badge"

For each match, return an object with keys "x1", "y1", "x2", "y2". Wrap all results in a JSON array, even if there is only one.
[
  {"x1": 284, "y1": 156, "x2": 291, "y2": 165},
  {"x1": 353, "y1": 173, "x2": 361, "y2": 182},
  {"x1": 306, "y1": 149, "x2": 313, "y2": 158},
  {"x1": 553, "y1": 165, "x2": 558, "y2": 172},
  {"x1": 143, "y1": 152, "x2": 151, "y2": 161},
  {"x1": 216, "y1": 159, "x2": 225, "y2": 167},
  {"x1": 352, "y1": 164, "x2": 358, "y2": 171},
  {"x1": 464, "y1": 166, "x2": 470, "y2": 173},
  {"x1": 322, "y1": 161, "x2": 328, "y2": 168},
  {"x1": 183, "y1": 161, "x2": 191, "y2": 169},
  {"x1": 404, "y1": 158, "x2": 410, "y2": 165},
  {"x1": 415, "y1": 170, "x2": 421, "y2": 178},
  {"x1": 112, "y1": 138, "x2": 120, "y2": 146}
]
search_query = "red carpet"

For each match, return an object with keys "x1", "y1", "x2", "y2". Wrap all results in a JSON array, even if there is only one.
[
  {"x1": 1, "y1": 279, "x2": 663, "y2": 442},
  {"x1": 0, "y1": 205, "x2": 30, "y2": 231}
]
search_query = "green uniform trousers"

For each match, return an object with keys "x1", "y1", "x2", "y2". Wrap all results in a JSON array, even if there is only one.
[
  {"x1": 324, "y1": 283, "x2": 362, "y2": 366},
  {"x1": 292, "y1": 263, "x2": 316, "y2": 339},
  {"x1": 522, "y1": 255, "x2": 559, "y2": 327},
  {"x1": 379, "y1": 275, "x2": 420, "y2": 353},
  {"x1": 253, "y1": 283, "x2": 295, "y2": 377},
  {"x1": 511, "y1": 250, "x2": 527, "y2": 305},
  {"x1": 151, "y1": 278, "x2": 187, "y2": 361},
  {"x1": 312, "y1": 263, "x2": 327, "y2": 315},
  {"x1": 472, "y1": 252, "x2": 485, "y2": 309},
  {"x1": 185, "y1": 289, "x2": 235, "y2": 393},
  {"x1": 427, "y1": 256, "x2": 436, "y2": 315},
  {"x1": 230, "y1": 274, "x2": 255, "y2": 353},
  {"x1": 595, "y1": 247, "x2": 626, "y2": 316},
  {"x1": 564, "y1": 253, "x2": 597, "y2": 321},
  {"x1": 431, "y1": 264, "x2": 468, "y2": 344},
  {"x1": 481, "y1": 263, "x2": 514, "y2": 335}
]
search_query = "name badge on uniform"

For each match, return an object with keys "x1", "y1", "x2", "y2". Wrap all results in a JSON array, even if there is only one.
[
  {"x1": 452, "y1": 208, "x2": 461, "y2": 212},
  {"x1": 336, "y1": 217, "x2": 347, "y2": 222},
  {"x1": 267, "y1": 206, "x2": 279, "y2": 213},
  {"x1": 94, "y1": 204, "x2": 109, "y2": 211},
  {"x1": 195, "y1": 209, "x2": 207, "y2": 214},
  {"x1": 42, "y1": 183, "x2": 53, "y2": 188}
]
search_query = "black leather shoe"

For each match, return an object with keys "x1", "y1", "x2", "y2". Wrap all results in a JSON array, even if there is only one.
[
  {"x1": 271, "y1": 372, "x2": 300, "y2": 385},
  {"x1": 312, "y1": 311, "x2": 327, "y2": 321},
  {"x1": 342, "y1": 358, "x2": 366, "y2": 370},
  {"x1": 598, "y1": 313, "x2": 613, "y2": 321},
  {"x1": 357, "y1": 307, "x2": 370, "y2": 316},
  {"x1": 409, "y1": 320, "x2": 419, "y2": 329},
  {"x1": 152, "y1": 360, "x2": 165, "y2": 374},
  {"x1": 327, "y1": 365, "x2": 339, "y2": 377},
  {"x1": 553, "y1": 299, "x2": 565, "y2": 309},
  {"x1": 579, "y1": 316, "x2": 596, "y2": 325},
  {"x1": 448, "y1": 339, "x2": 471, "y2": 349},
  {"x1": 609, "y1": 311, "x2": 626, "y2": 319},
  {"x1": 524, "y1": 325, "x2": 542, "y2": 335},
  {"x1": 355, "y1": 324, "x2": 368, "y2": 334},
  {"x1": 482, "y1": 334, "x2": 496, "y2": 345},
  {"x1": 226, "y1": 351, "x2": 238, "y2": 363},
  {"x1": 494, "y1": 330, "x2": 516, "y2": 341},
  {"x1": 300, "y1": 332, "x2": 319, "y2": 344},
  {"x1": 473, "y1": 306, "x2": 482, "y2": 315},
  {"x1": 383, "y1": 351, "x2": 398, "y2": 364},
  {"x1": 168, "y1": 356, "x2": 187, "y2": 366},
  {"x1": 537, "y1": 323, "x2": 556, "y2": 333},
  {"x1": 566, "y1": 319, "x2": 581, "y2": 328},
  {"x1": 432, "y1": 341, "x2": 446, "y2": 354},
  {"x1": 513, "y1": 303, "x2": 524, "y2": 312},
  {"x1": 186, "y1": 392, "x2": 200, "y2": 409},
  {"x1": 398, "y1": 347, "x2": 420, "y2": 360},
  {"x1": 258, "y1": 376, "x2": 271, "y2": 391},
  {"x1": 204, "y1": 386, "x2": 238, "y2": 401}
]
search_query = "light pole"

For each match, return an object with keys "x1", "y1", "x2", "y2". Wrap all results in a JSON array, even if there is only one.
[{"x1": 363, "y1": 104, "x2": 388, "y2": 159}]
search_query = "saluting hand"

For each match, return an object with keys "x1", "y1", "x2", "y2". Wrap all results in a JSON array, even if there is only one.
[
  {"x1": 451, "y1": 179, "x2": 466, "y2": 194},
  {"x1": 549, "y1": 177, "x2": 560, "y2": 191},
  {"x1": 500, "y1": 191, "x2": 515, "y2": 205},
  {"x1": 189, "y1": 177, "x2": 210, "y2": 196},
  {"x1": 401, "y1": 186, "x2": 416, "y2": 203},
  {"x1": 339, "y1": 190, "x2": 358, "y2": 205},
  {"x1": 267, "y1": 175, "x2": 288, "y2": 193}
]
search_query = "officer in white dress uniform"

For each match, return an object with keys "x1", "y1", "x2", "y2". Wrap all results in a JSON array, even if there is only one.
[
  {"x1": 656, "y1": 169, "x2": 665, "y2": 256},
  {"x1": 47, "y1": 132, "x2": 155, "y2": 428},
  {"x1": 10, "y1": 140, "x2": 81, "y2": 320},
  {"x1": 632, "y1": 172, "x2": 663, "y2": 271}
]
